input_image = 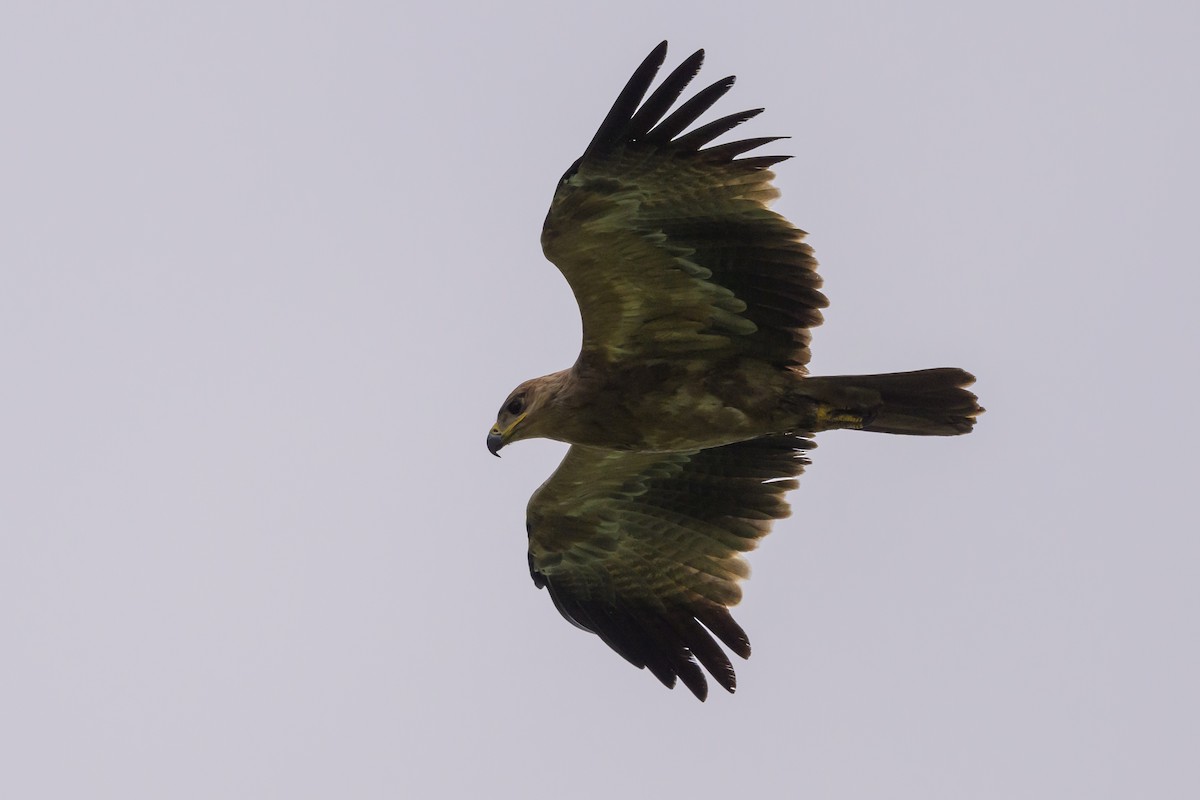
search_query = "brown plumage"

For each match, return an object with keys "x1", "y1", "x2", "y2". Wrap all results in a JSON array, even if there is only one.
[{"x1": 488, "y1": 42, "x2": 982, "y2": 700}]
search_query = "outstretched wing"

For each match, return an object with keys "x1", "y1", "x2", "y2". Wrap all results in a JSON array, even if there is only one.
[
  {"x1": 542, "y1": 42, "x2": 827, "y2": 371},
  {"x1": 525, "y1": 435, "x2": 813, "y2": 700}
]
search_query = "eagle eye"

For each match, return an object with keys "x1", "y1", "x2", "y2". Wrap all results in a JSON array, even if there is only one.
[{"x1": 506, "y1": 397, "x2": 525, "y2": 415}]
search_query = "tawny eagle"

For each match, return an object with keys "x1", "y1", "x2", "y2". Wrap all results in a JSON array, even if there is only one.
[{"x1": 488, "y1": 42, "x2": 981, "y2": 700}]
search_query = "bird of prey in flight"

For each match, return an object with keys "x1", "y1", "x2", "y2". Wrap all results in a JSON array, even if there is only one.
[{"x1": 488, "y1": 42, "x2": 982, "y2": 700}]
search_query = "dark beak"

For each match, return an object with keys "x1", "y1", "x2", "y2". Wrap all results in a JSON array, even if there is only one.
[{"x1": 486, "y1": 430, "x2": 504, "y2": 457}]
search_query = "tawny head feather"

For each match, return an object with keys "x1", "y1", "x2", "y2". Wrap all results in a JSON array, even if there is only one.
[{"x1": 487, "y1": 373, "x2": 568, "y2": 455}]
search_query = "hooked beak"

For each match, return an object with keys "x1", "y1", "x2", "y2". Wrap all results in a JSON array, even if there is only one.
[
  {"x1": 487, "y1": 426, "x2": 505, "y2": 457},
  {"x1": 487, "y1": 412, "x2": 527, "y2": 457}
]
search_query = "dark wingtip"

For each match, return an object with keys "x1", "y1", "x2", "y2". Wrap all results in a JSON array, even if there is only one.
[
  {"x1": 580, "y1": 41, "x2": 670, "y2": 159},
  {"x1": 579, "y1": 43, "x2": 783, "y2": 169},
  {"x1": 627, "y1": 47, "x2": 706, "y2": 139},
  {"x1": 678, "y1": 662, "x2": 709, "y2": 701}
]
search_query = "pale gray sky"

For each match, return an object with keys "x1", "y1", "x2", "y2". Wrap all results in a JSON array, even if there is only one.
[{"x1": 3, "y1": 1, "x2": 1197, "y2": 798}]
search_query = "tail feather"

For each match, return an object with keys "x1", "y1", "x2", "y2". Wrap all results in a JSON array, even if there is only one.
[{"x1": 807, "y1": 368, "x2": 982, "y2": 436}]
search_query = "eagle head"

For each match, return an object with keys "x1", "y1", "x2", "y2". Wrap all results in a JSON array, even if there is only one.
[{"x1": 487, "y1": 375, "x2": 563, "y2": 456}]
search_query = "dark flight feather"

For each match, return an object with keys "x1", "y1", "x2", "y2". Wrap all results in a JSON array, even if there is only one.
[{"x1": 580, "y1": 41, "x2": 668, "y2": 160}]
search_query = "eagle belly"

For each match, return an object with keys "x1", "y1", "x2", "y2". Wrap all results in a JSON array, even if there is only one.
[{"x1": 557, "y1": 359, "x2": 809, "y2": 452}]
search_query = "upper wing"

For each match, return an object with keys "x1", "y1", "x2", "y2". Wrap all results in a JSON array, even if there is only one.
[
  {"x1": 542, "y1": 42, "x2": 827, "y2": 371},
  {"x1": 525, "y1": 435, "x2": 813, "y2": 700}
]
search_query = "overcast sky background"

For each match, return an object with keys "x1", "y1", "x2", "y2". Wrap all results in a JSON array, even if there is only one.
[{"x1": 3, "y1": 1, "x2": 1197, "y2": 797}]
